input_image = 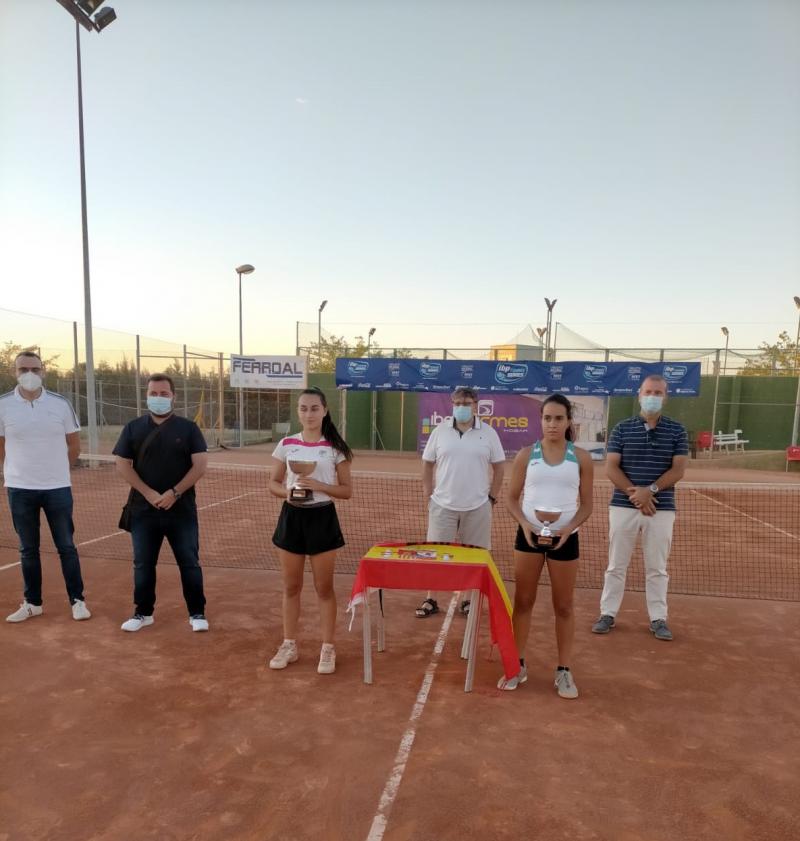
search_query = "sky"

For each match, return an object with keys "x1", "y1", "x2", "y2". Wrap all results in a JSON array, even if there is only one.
[{"x1": 1, "y1": 0, "x2": 799, "y2": 361}]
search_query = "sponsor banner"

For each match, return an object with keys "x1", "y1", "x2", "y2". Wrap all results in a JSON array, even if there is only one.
[
  {"x1": 418, "y1": 394, "x2": 543, "y2": 457},
  {"x1": 336, "y1": 358, "x2": 700, "y2": 395},
  {"x1": 230, "y1": 355, "x2": 308, "y2": 389}
]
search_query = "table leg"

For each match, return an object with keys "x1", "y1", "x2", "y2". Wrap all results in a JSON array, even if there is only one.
[
  {"x1": 461, "y1": 588, "x2": 479, "y2": 659},
  {"x1": 377, "y1": 588, "x2": 385, "y2": 653},
  {"x1": 363, "y1": 588, "x2": 373, "y2": 685},
  {"x1": 464, "y1": 591, "x2": 484, "y2": 693}
]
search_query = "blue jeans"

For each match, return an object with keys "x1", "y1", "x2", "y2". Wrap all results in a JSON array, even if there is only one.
[
  {"x1": 130, "y1": 506, "x2": 206, "y2": 617},
  {"x1": 8, "y1": 487, "x2": 85, "y2": 606}
]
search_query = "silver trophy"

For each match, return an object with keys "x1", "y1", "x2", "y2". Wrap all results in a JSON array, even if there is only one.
[
  {"x1": 288, "y1": 460, "x2": 316, "y2": 502},
  {"x1": 534, "y1": 507, "x2": 562, "y2": 547}
]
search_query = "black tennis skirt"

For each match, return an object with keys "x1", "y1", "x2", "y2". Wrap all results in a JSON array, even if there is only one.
[{"x1": 272, "y1": 501, "x2": 346, "y2": 557}]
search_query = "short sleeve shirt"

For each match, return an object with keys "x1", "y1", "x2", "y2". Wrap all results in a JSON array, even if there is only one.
[
  {"x1": 422, "y1": 418, "x2": 506, "y2": 512},
  {"x1": 0, "y1": 388, "x2": 80, "y2": 489},
  {"x1": 607, "y1": 415, "x2": 688, "y2": 511},
  {"x1": 113, "y1": 414, "x2": 207, "y2": 511},
  {"x1": 272, "y1": 433, "x2": 346, "y2": 505}
]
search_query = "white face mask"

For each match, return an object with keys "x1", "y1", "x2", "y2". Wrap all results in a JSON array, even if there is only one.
[
  {"x1": 639, "y1": 395, "x2": 664, "y2": 415},
  {"x1": 17, "y1": 372, "x2": 43, "y2": 392}
]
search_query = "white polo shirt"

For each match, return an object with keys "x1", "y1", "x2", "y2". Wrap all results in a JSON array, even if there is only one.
[
  {"x1": 422, "y1": 417, "x2": 505, "y2": 511},
  {"x1": 0, "y1": 388, "x2": 80, "y2": 489}
]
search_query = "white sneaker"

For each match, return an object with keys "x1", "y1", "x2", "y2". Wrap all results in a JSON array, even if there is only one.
[
  {"x1": 497, "y1": 664, "x2": 528, "y2": 691},
  {"x1": 269, "y1": 639, "x2": 298, "y2": 669},
  {"x1": 71, "y1": 600, "x2": 91, "y2": 621},
  {"x1": 6, "y1": 602, "x2": 43, "y2": 623},
  {"x1": 317, "y1": 643, "x2": 336, "y2": 675},
  {"x1": 554, "y1": 668, "x2": 579, "y2": 699},
  {"x1": 121, "y1": 614, "x2": 154, "y2": 632},
  {"x1": 189, "y1": 615, "x2": 209, "y2": 632}
]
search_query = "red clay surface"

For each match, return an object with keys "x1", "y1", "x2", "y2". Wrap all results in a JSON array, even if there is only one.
[{"x1": 1, "y1": 555, "x2": 798, "y2": 841}]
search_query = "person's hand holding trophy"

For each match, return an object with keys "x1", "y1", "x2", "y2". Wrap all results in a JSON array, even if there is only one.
[
  {"x1": 288, "y1": 460, "x2": 317, "y2": 502},
  {"x1": 534, "y1": 506, "x2": 562, "y2": 547}
]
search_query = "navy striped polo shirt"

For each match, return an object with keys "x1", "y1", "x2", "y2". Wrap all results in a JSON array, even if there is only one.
[{"x1": 607, "y1": 415, "x2": 689, "y2": 511}]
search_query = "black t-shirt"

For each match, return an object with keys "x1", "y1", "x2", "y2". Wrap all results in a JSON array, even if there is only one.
[{"x1": 112, "y1": 414, "x2": 207, "y2": 511}]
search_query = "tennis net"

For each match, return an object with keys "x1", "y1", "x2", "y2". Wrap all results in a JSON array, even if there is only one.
[{"x1": 1, "y1": 455, "x2": 798, "y2": 601}]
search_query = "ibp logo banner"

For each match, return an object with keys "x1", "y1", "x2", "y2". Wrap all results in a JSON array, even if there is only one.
[
  {"x1": 230, "y1": 355, "x2": 308, "y2": 389},
  {"x1": 418, "y1": 393, "x2": 542, "y2": 457},
  {"x1": 663, "y1": 364, "x2": 688, "y2": 382},
  {"x1": 494, "y1": 363, "x2": 528, "y2": 386},
  {"x1": 419, "y1": 361, "x2": 442, "y2": 379},
  {"x1": 347, "y1": 360, "x2": 369, "y2": 377}
]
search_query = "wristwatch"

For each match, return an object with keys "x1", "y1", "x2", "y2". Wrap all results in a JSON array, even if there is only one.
[
  {"x1": 172, "y1": 487, "x2": 182, "y2": 500},
  {"x1": 648, "y1": 483, "x2": 659, "y2": 494}
]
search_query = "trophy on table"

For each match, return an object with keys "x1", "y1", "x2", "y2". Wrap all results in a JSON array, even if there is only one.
[
  {"x1": 288, "y1": 460, "x2": 316, "y2": 502},
  {"x1": 534, "y1": 507, "x2": 562, "y2": 547}
]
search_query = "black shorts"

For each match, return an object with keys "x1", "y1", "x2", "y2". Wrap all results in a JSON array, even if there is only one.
[
  {"x1": 272, "y1": 502, "x2": 345, "y2": 556},
  {"x1": 514, "y1": 526, "x2": 579, "y2": 561}
]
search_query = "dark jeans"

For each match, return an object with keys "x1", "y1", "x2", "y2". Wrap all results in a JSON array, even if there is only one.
[
  {"x1": 8, "y1": 487, "x2": 85, "y2": 606},
  {"x1": 130, "y1": 506, "x2": 206, "y2": 616}
]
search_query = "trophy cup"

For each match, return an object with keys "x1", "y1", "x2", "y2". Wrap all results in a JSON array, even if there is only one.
[
  {"x1": 288, "y1": 460, "x2": 316, "y2": 502},
  {"x1": 534, "y1": 507, "x2": 562, "y2": 547}
]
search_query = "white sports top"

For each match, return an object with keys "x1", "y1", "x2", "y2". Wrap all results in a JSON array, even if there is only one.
[
  {"x1": 521, "y1": 440, "x2": 580, "y2": 535},
  {"x1": 272, "y1": 432, "x2": 346, "y2": 505}
]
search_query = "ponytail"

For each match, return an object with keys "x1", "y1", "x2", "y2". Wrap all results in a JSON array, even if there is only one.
[{"x1": 300, "y1": 387, "x2": 353, "y2": 462}]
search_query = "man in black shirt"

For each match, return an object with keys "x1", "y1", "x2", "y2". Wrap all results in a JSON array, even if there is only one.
[{"x1": 112, "y1": 374, "x2": 209, "y2": 632}]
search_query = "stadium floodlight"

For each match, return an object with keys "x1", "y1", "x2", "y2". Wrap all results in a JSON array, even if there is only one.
[
  {"x1": 367, "y1": 327, "x2": 376, "y2": 357},
  {"x1": 53, "y1": 0, "x2": 118, "y2": 456},
  {"x1": 235, "y1": 264, "x2": 255, "y2": 448},
  {"x1": 543, "y1": 298, "x2": 557, "y2": 361}
]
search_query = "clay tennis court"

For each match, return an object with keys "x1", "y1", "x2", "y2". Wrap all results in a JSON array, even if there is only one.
[{"x1": 1, "y1": 451, "x2": 799, "y2": 841}]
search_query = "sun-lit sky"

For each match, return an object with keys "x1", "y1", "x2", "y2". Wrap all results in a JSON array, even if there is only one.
[{"x1": 1, "y1": 0, "x2": 798, "y2": 360}]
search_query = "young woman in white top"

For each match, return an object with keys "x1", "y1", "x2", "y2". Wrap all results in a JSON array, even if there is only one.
[
  {"x1": 268, "y1": 387, "x2": 353, "y2": 675},
  {"x1": 500, "y1": 394, "x2": 593, "y2": 697}
]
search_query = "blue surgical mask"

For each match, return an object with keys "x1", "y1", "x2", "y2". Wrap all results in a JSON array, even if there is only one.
[
  {"x1": 453, "y1": 405, "x2": 473, "y2": 423},
  {"x1": 147, "y1": 396, "x2": 173, "y2": 416},
  {"x1": 640, "y1": 395, "x2": 663, "y2": 415}
]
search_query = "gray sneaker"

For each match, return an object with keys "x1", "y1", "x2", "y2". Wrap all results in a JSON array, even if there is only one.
[
  {"x1": 554, "y1": 668, "x2": 579, "y2": 699},
  {"x1": 650, "y1": 619, "x2": 673, "y2": 641},
  {"x1": 497, "y1": 664, "x2": 528, "y2": 691},
  {"x1": 591, "y1": 614, "x2": 615, "y2": 634}
]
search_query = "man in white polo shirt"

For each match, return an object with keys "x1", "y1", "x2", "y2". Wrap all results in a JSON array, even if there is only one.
[
  {"x1": 0, "y1": 351, "x2": 90, "y2": 622},
  {"x1": 415, "y1": 385, "x2": 505, "y2": 618}
]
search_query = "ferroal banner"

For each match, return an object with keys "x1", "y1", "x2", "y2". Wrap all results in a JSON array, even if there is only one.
[
  {"x1": 230, "y1": 355, "x2": 308, "y2": 389},
  {"x1": 336, "y1": 358, "x2": 701, "y2": 396}
]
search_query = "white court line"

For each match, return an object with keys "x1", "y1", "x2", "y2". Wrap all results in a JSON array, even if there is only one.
[
  {"x1": 365, "y1": 593, "x2": 458, "y2": 841},
  {"x1": 690, "y1": 489, "x2": 800, "y2": 543},
  {"x1": 1, "y1": 490, "x2": 261, "y2": 565}
]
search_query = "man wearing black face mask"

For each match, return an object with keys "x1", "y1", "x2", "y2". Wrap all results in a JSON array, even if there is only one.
[
  {"x1": 113, "y1": 373, "x2": 209, "y2": 633},
  {"x1": 1, "y1": 351, "x2": 90, "y2": 623},
  {"x1": 592, "y1": 375, "x2": 688, "y2": 641}
]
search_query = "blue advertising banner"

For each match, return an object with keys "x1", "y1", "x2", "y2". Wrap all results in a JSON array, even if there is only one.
[{"x1": 336, "y1": 358, "x2": 701, "y2": 396}]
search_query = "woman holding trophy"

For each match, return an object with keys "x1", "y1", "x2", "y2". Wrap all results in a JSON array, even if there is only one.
[
  {"x1": 500, "y1": 394, "x2": 593, "y2": 697},
  {"x1": 268, "y1": 387, "x2": 353, "y2": 675}
]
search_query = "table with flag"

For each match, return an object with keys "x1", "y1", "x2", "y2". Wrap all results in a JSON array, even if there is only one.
[{"x1": 347, "y1": 542, "x2": 520, "y2": 692}]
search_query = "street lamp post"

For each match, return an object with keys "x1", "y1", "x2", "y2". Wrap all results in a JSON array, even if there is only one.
[
  {"x1": 367, "y1": 327, "x2": 376, "y2": 357},
  {"x1": 235, "y1": 264, "x2": 255, "y2": 447},
  {"x1": 55, "y1": 0, "x2": 117, "y2": 455},
  {"x1": 318, "y1": 300, "x2": 328, "y2": 370},
  {"x1": 544, "y1": 298, "x2": 557, "y2": 361},
  {"x1": 721, "y1": 327, "x2": 729, "y2": 375},
  {"x1": 536, "y1": 327, "x2": 547, "y2": 360}
]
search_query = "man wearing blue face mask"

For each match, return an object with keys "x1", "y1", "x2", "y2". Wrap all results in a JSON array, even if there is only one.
[
  {"x1": 415, "y1": 385, "x2": 505, "y2": 618},
  {"x1": 112, "y1": 374, "x2": 209, "y2": 632},
  {"x1": 592, "y1": 375, "x2": 688, "y2": 641}
]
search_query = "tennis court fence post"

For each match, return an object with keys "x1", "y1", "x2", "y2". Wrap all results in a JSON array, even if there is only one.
[{"x1": 710, "y1": 349, "x2": 721, "y2": 459}]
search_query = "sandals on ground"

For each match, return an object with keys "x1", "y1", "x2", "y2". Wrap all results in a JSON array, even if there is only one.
[
  {"x1": 459, "y1": 600, "x2": 471, "y2": 616},
  {"x1": 415, "y1": 598, "x2": 439, "y2": 618}
]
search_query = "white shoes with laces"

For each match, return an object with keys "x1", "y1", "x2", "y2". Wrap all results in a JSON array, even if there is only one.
[{"x1": 6, "y1": 602, "x2": 43, "y2": 623}]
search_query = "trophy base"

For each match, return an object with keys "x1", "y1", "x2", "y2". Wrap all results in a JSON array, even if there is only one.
[{"x1": 290, "y1": 487, "x2": 313, "y2": 502}]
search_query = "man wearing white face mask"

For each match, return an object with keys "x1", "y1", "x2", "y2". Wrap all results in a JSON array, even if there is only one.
[
  {"x1": 415, "y1": 385, "x2": 505, "y2": 618},
  {"x1": 1, "y1": 351, "x2": 90, "y2": 622},
  {"x1": 113, "y1": 374, "x2": 209, "y2": 632},
  {"x1": 592, "y1": 374, "x2": 688, "y2": 641}
]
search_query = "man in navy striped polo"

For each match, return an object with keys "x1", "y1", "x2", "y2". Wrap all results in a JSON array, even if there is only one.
[{"x1": 592, "y1": 375, "x2": 688, "y2": 641}]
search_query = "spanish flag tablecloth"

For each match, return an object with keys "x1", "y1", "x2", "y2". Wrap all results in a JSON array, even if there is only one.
[{"x1": 348, "y1": 542, "x2": 520, "y2": 681}]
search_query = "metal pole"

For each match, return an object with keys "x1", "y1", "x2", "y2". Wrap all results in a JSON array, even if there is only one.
[
  {"x1": 183, "y1": 344, "x2": 188, "y2": 416},
  {"x1": 723, "y1": 335, "x2": 729, "y2": 375},
  {"x1": 340, "y1": 388, "x2": 347, "y2": 439},
  {"x1": 76, "y1": 21, "x2": 98, "y2": 455},
  {"x1": 218, "y1": 352, "x2": 225, "y2": 445},
  {"x1": 238, "y1": 271, "x2": 244, "y2": 447},
  {"x1": 370, "y1": 392, "x2": 377, "y2": 450},
  {"x1": 135, "y1": 334, "x2": 142, "y2": 415},
  {"x1": 72, "y1": 321, "x2": 80, "y2": 417},
  {"x1": 318, "y1": 310, "x2": 322, "y2": 369},
  {"x1": 295, "y1": 321, "x2": 300, "y2": 356},
  {"x1": 399, "y1": 391, "x2": 405, "y2": 453},
  {"x1": 792, "y1": 374, "x2": 800, "y2": 447},
  {"x1": 710, "y1": 350, "x2": 721, "y2": 458},
  {"x1": 794, "y1": 308, "x2": 800, "y2": 375}
]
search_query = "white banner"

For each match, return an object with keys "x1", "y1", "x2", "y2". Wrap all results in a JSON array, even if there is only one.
[{"x1": 230, "y1": 355, "x2": 308, "y2": 389}]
